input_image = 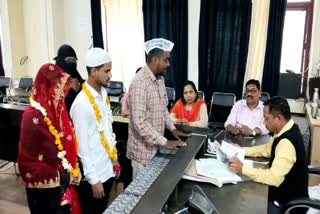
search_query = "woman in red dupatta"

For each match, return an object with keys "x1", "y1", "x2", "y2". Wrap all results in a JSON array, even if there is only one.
[
  {"x1": 18, "y1": 63, "x2": 81, "y2": 214},
  {"x1": 170, "y1": 80, "x2": 208, "y2": 128}
]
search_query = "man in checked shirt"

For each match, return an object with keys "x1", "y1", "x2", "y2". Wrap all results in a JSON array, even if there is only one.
[{"x1": 127, "y1": 38, "x2": 188, "y2": 178}]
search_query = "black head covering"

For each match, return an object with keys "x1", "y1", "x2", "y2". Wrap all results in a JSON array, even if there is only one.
[{"x1": 54, "y1": 44, "x2": 84, "y2": 83}]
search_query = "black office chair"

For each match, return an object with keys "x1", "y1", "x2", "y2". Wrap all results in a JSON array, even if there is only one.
[
  {"x1": 106, "y1": 81, "x2": 124, "y2": 102},
  {"x1": 105, "y1": 81, "x2": 124, "y2": 115},
  {"x1": 208, "y1": 92, "x2": 236, "y2": 128},
  {"x1": 260, "y1": 92, "x2": 271, "y2": 102},
  {"x1": 197, "y1": 91, "x2": 205, "y2": 100},
  {"x1": 283, "y1": 166, "x2": 320, "y2": 214},
  {"x1": 166, "y1": 87, "x2": 176, "y2": 109}
]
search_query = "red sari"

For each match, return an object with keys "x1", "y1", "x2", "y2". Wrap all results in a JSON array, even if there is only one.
[
  {"x1": 170, "y1": 99, "x2": 205, "y2": 122},
  {"x1": 18, "y1": 63, "x2": 80, "y2": 214}
]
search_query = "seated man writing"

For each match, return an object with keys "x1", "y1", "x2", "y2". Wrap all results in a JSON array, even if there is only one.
[
  {"x1": 225, "y1": 79, "x2": 268, "y2": 136},
  {"x1": 228, "y1": 97, "x2": 308, "y2": 214}
]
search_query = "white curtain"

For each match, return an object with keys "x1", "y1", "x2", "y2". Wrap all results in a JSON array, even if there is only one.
[
  {"x1": 243, "y1": 0, "x2": 270, "y2": 90},
  {"x1": 101, "y1": 0, "x2": 145, "y2": 92},
  {"x1": 187, "y1": 0, "x2": 201, "y2": 88}
]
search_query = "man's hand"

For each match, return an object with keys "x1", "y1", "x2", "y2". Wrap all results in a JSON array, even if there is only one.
[
  {"x1": 226, "y1": 125, "x2": 240, "y2": 135},
  {"x1": 171, "y1": 129, "x2": 191, "y2": 141},
  {"x1": 228, "y1": 157, "x2": 243, "y2": 173},
  {"x1": 113, "y1": 161, "x2": 121, "y2": 179},
  {"x1": 239, "y1": 125, "x2": 253, "y2": 136},
  {"x1": 164, "y1": 140, "x2": 187, "y2": 150},
  {"x1": 91, "y1": 181, "x2": 105, "y2": 199}
]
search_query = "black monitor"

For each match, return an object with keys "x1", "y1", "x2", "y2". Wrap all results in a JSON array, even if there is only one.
[
  {"x1": 0, "y1": 77, "x2": 10, "y2": 87},
  {"x1": 19, "y1": 78, "x2": 33, "y2": 89}
]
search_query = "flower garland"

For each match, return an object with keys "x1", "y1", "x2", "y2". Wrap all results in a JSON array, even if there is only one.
[
  {"x1": 82, "y1": 83, "x2": 118, "y2": 161},
  {"x1": 29, "y1": 97, "x2": 79, "y2": 178}
]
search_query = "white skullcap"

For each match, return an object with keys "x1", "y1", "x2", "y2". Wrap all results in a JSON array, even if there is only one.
[
  {"x1": 86, "y1": 47, "x2": 111, "y2": 67},
  {"x1": 144, "y1": 38, "x2": 174, "y2": 55}
]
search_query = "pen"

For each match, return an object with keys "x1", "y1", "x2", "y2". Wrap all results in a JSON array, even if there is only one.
[{"x1": 173, "y1": 207, "x2": 188, "y2": 214}]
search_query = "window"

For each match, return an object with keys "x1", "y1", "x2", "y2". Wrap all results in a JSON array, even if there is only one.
[
  {"x1": 0, "y1": 16, "x2": 5, "y2": 76},
  {"x1": 280, "y1": 0, "x2": 313, "y2": 96}
]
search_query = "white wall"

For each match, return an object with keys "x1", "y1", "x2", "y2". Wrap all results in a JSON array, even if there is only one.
[{"x1": 0, "y1": 0, "x2": 92, "y2": 81}]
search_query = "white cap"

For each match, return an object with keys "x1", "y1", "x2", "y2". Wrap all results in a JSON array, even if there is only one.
[
  {"x1": 144, "y1": 38, "x2": 174, "y2": 55},
  {"x1": 86, "y1": 47, "x2": 111, "y2": 67}
]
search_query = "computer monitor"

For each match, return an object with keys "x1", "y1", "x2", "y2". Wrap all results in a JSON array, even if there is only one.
[
  {"x1": 0, "y1": 77, "x2": 10, "y2": 87},
  {"x1": 19, "y1": 78, "x2": 33, "y2": 89}
]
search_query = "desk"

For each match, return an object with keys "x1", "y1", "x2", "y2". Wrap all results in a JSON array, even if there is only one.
[
  {"x1": 105, "y1": 129, "x2": 269, "y2": 214},
  {"x1": 0, "y1": 103, "x2": 25, "y2": 161},
  {"x1": 0, "y1": 103, "x2": 131, "y2": 162},
  {"x1": 305, "y1": 104, "x2": 320, "y2": 185}
]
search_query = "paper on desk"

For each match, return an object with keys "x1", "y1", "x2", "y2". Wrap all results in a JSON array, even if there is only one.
[
  {"x1": 220, "y1": 141, "x2": 245, "y2": 162},
  {"x1": 195, "y1": 159, "x2": 242, "y2": 183},
  {"x1": 207, "y1": 139, "x2": 224, "y2": 161}
]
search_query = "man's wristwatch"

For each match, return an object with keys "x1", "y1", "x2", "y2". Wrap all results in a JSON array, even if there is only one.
[{"x1": 252, "y1": 130, "x2": 256, "y2": 136}]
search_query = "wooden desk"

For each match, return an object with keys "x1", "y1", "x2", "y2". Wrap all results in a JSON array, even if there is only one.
[
  {"x1": 305, "y1": 104, "x2": 320, "y2": 185},
  {"x1": 305, "y1": 104, "x2": 320, "y2": 166},
  {"x1": 106, "y1": 129, "x2": 269, "y2": 214}
]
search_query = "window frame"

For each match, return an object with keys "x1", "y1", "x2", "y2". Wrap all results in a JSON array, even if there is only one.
[{"x1": 286, "y1": 0, "x2": 313, "y2": 96}]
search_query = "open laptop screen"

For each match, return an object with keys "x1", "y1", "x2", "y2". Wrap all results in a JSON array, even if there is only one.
[{"x1": 19, "y1": 78, "x2": 33, "y2": 89}]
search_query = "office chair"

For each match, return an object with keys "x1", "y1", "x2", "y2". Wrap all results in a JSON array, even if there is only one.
[
  {"x1": 197, "y1": 91, "x2": 205, "y2": 100},
  {"x1": 166, "y1": 87, "x2": 176, "y2": 109},
  {"x1": 208, "y1": 92, "x2": 236, "y2": 128},
  {"x1": 283, "y1": 166, "x2": 320, "y2": 214},
  {"x1": 260, "y1": 92, "x2": 270, "y2": 102},
  {"x1": 106, "y1": 81, "x2": 124, "y2": 102}
]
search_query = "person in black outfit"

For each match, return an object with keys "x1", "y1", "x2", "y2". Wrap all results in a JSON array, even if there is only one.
[
  {"x1": 228, "y1": 96, "x2": 309, "y2": 214},
  {"x1": 54, "y1": 44, "x2": 85, "y2": 114}
]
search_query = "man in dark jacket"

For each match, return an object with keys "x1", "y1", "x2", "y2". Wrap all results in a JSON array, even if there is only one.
[{"x1": 228, "y1": 96, "x2": 308, "y2": 214}]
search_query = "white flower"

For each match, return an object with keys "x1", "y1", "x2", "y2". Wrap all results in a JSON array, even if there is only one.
[
  {"x1": 97, "y1": 122, "x2": 104, "y2": 132},
  {"x1": 57, "y1": 151, "x2": 66, "y2": 159},
  {"x1": 62, "y1": 158, "x2": 72, "y2": 170}
]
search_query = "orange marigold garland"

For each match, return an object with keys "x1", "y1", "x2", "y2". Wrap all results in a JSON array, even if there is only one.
[{"x1": 82, "y1": 83, "x2": 118, "y2": 161}]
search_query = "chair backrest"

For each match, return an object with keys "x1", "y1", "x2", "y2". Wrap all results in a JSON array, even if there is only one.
[
  {"x1": 209, "y1": 92, "x2": 236, "y2": 127},
  {"x1": 166, "y1": 87, "x2": 176, "y2": 109},
  {"x1": 106, "y1": 81, "x2": 124, "y2": 96},
  {"x1": 197, "y1": 91, "x2": 205, "y2": 100},
  {"x1": 260, "y1": 92, "x2": 270, "y2": 102},
  {"x1": 283, "y1": 166, "x2": 320, "y2": 214},
  {"x1": 166, "y1": 87, "x2": 176, "y2": 101}
]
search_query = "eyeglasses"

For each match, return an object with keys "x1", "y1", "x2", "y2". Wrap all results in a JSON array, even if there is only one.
[{"x1": 245, "y1": 89, "x2": 258, "y2": 94}]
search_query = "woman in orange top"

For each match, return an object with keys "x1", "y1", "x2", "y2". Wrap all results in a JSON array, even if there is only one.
[{"x1": 170, "y1": 81, "x2": 208, "y2": 128}]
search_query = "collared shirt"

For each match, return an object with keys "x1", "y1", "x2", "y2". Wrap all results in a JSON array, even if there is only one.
[
  {"x1": 242, "y1": 119, "x2": 296, "y2": 187},
  {"x1": 225, "y1": 99, "x2": 268, "y2": 134},
  {"x1": 70, "y1": 82, "x2": 114, "y2": 185},
  {"x1": 127, "y1": 65, "x2": 175, "y2": 165}
]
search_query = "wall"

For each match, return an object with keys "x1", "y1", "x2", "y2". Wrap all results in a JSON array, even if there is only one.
[{"x1": 0, "y1": 0, "x2": 92, "y2": 81}]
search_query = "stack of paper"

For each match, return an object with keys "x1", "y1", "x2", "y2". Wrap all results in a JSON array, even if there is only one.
[{"x1": 184, "y1": 158, "x2": 242, "y2": 188}]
